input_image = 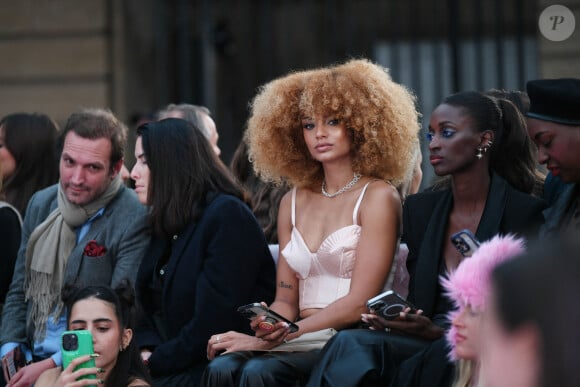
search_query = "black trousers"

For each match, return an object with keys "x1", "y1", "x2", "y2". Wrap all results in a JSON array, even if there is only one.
[
  {"x1": 305, "y1": 329, "x2": 431, "y2": 387},
  {"x1": 201, "y1": 350, "x2": 321, "y2": 387},
  {"x1": 152, "y1": 362, "x2": 207, "y2": 387},
  {"x1": 390, "y1": 337, "x2": 454, "y2": 387}
]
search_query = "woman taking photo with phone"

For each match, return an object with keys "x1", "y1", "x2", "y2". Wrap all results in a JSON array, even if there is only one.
[
  {"x1": 202, "y1": 58, "x2": 420, "y2": 386},
  {"x1": 35, "y1": 280, "x2": 152, "y2": 387},
  {"x1": 307, "y1": 91, "x2": 546, "y2": 386},
  {"x1": 130, "y1": 118, "x2": 276, "y2": 386}
]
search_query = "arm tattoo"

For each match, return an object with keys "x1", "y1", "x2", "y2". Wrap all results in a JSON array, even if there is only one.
[{"x1": 279, "y1": 281, "x2": 293, "y2": 289}]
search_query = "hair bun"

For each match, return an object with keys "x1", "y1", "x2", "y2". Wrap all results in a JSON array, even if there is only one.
[{"x1": 114, "y1": 278, "x2": 136, "y2": 308}]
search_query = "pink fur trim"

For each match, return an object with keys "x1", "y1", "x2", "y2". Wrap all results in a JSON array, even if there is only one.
[{"x1": 441, "y1": 234, "x2": 526, "y2": 356}]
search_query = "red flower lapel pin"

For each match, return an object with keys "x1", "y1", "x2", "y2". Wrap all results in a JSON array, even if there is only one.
[{"x1": 84, "y1": 240, "x2": 107, "y2": 257}]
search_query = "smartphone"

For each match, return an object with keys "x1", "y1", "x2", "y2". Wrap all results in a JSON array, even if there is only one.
[
  {"x1": 367, "y1": 290, "x2": 417, "y2": 320},
  {"x1": 61, "y1": 330, "x2": 97, "y2": 383},
  {"x1": 237, "y1": 303, "x2": 299, "y2": 333},
  {"x1": 450, "y1": 229, "x2": 480, "y2": 257},
  {"x1": 1, "y1": 346, "x2": 26, "y2": 382}
]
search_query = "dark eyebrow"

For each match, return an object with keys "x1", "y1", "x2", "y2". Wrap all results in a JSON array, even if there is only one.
[
  {"x1": 93, "y1": 318, "x2": 113, "y2": 324},
  {"x1": 427, "y1": 121, "x2": 454, "y2": 131},
  {"x1": 61, "y1": 152, "x2": 105, "y2": 169},
  {"x1": 533, "y1": 131, "x2": 546, "y2": 141},
  {"x1": 136, "y1": 153, "x2": 145, "y2": 159},
  {"x1": 70, "y1": 318, "x2": 113, "y2": 324},
  {"x1": 437, "y1": 120, "x2": 454, "y2": 128}
]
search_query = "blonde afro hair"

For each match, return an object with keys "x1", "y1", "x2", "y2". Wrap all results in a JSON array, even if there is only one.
[{"x1": 246, "y1": 58, "x2": 420, "y2": 189}]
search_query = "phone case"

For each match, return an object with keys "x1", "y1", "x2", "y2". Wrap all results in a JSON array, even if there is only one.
[
  {"x1": 367, "y1": 290, "x2": 417, "y2": 320},
  {"x1": 237, "y1": 303, "x2": 299, "y2": 333},
  {"x1": 450, "y1": 229, "x2": 481, "y2": 257},
  {"x1": 61, "y1": 330, "x2": 97, "y2": 382},
  {"x1": 1, "y1": 346, "x2": 25, "y2": 382}
]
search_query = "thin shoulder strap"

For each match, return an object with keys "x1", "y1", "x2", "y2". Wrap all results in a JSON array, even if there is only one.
[
  {"x1": 352, "y1": 182, "x2": 372, "y2": 225},
  {"x1": 0, "y1": 201, "x2": 23, "y2": 226},
  {"x1": 291, "y1": 187, "x2": 297, "y2": 227}
]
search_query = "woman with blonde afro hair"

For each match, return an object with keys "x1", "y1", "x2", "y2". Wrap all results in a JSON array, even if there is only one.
[
  {"x1": 203, "y1": 58, "x2": 420, "y2": 387},
  {"x1": 246, "y1": 58, "x2": 420, "y2": 189}
]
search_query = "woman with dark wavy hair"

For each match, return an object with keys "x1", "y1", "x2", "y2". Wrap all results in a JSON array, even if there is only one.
[{"x1": 0, "y1": 113, "x2": 59, "y2": 216}]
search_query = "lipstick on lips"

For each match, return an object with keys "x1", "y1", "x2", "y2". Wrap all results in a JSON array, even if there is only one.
[
  {"x1": 430, "y1": 155, "x2": 443, "y2": 165},
  {"x1": 454, "y1": 332, "x2": 466, "y2": 344}
]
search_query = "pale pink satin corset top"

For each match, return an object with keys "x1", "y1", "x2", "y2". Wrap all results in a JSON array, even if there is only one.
[{"x1": 281, "y1": 183, "x2": 371, "y2": 311}]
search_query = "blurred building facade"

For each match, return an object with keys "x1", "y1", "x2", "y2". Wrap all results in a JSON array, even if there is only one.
[{"x1": 0, "y1": 0, "x2": 578, "y2": 173}]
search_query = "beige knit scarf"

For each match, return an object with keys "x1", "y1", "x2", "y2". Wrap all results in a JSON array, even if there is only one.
[{"x1": 24, "y1": 175, "x2": 122, "y2": 340}]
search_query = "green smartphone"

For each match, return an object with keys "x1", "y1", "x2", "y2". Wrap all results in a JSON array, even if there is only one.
[{"x1": 61, "y1": 330, "x2": 97, "y2": 383}]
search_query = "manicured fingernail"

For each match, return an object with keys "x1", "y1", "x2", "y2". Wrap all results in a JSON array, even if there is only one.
[
  {"x1": 97, "y1": 368, "x2": 105, "y2": 373},
  {"x1": 90, "y1": 353, "x2": 100, "y2": 358},
  {"x1": 98, "y1": 379, "x2": 105, "y2": 384}
]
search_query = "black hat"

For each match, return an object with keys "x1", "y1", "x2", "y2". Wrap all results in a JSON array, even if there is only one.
[{"x1": 526, "y1": 78, "x2": 580, "y2": 125}]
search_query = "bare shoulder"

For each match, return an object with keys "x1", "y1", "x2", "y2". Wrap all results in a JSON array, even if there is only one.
[
  {"x1": 278, "y1": 189, "x2": 294, "y2": 224},
  {"x1": 35, "y1": 367, "x2": 60, "y2": 387},
  {"x1": 279, "y1": 187, "x2": 319, "y2": 212},
  {"x1": 279, "y1": 188, "x2": 294, "y2": 209},
  {"x1": 362, "y1": 179, "x2": 402, "y2": 208},
  {"x1": 356, "y1": 180, "x2": 402, "y2": 229}
]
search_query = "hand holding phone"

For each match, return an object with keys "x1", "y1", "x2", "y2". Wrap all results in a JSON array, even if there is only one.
[
  {"x1": 1, "y1": 346, "x2": 26, "y2": 383},
  {"x1": 237, "y1": 303, "x2": 299, "y2": 333},
  {"x1": 367, "y1": 290, "x2": 417, "y2": 320},
  {"x1": 61, "y1": 330, "x2": 97, "y2": 383}
]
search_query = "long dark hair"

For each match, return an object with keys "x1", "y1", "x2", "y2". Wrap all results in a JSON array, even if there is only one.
[
  {"x1": 230, "y1": 139, "x2": 288, "y2": 244},
  {"x1": 62, "y1": 280, "x2": 153, "y2": 386},
  {"x1": 485, "y1": 88, "x2": 530, "y2": 115},
  {"x1": 492, "y1": 238, "x2": 580, "y2": 387},
  {"x1": 0, "y1": 113, "x2": 59, "y2": 215},
  {"x1": 443, "y1": 91, "x2": 539, "y2": 194},
  {"x1": 137, "y1": 118, "x2": 247, "y2": 237}
]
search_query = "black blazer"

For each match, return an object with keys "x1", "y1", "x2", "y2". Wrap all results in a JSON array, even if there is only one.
[
  {"x1": 403, "y1": 174, "x2": 546, "y2": 323},
  {"x1": 136, "y1": 193, "x2": 276, "y2": 377},
  {"x1": 0, "y1": 204, "x2": 21, "y2": 306}
]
